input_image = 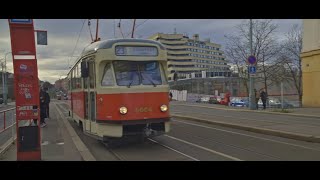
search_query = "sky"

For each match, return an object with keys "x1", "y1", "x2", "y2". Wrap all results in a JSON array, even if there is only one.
[{"x1": 0, "y1": 19, "x2": 302, "y2": 84}]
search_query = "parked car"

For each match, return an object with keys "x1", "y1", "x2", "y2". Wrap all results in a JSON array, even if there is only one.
[
  {"x1": 63, "y1": 94, "x2": 68, "y2": 100},
  {"x1": 258, "y1": 97, "x2": 294, "y2": 109},
  {"x1": 230, "y1": 97, "x2": 249, "y2": 107},
  {"x1": 209, "y1": 97, "x2": 219, "y2": 104}
]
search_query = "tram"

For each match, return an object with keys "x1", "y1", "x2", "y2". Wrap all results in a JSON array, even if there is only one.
[{"x1": 67, "y1": 39, "x2": 170, "y2": 142}]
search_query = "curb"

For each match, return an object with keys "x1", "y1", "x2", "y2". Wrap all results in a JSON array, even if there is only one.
[
  {"x1": 171, "y1": 114, "x2": 320, "y2": 143},
  {"x1": 54, "y1": 102, "x2": 96, "y2": 161},
  {"x1": 171, "y1": 103, "x2": 320, "y2": 119},
  {"x1": 0, "y1": 137, "x2": 16, "y2": 156}
]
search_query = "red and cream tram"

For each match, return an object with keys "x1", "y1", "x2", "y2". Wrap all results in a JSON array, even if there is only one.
[{"x1": 67, "y1": 39, "x2": 170, "y2": 142}]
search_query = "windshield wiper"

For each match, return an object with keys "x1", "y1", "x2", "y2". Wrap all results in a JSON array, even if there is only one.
[
  {"x1": 149, "y1": 79, "x2": 156, "y2": 87},
  {"x1": 142, "y1": 73, "x2": 157, "y2": 87},
  {"x1": 127, "y1": 80, "x2": 133, "y2": 88}
]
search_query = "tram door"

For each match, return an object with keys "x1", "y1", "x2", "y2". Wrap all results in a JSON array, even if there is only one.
[{"x1": 84, "y1": 59, "x2": 96, "y2": 134}]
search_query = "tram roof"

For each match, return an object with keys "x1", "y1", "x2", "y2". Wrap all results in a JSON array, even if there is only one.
[{"x1": 81, "y1": 38, "x2": 165, "y2": 56}]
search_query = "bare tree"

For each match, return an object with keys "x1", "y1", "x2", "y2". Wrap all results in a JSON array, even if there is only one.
[
  {"x1": 281, "y1": 24, "x2": 303, "y2": 107},
  {"x1": 225, "y1": 20, "x2": 283, "y2": 96}
]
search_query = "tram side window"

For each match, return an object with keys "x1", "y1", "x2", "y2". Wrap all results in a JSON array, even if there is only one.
[
  {"x1": 83, "y1": 61, "x2": 88, "y2": 89},
  {"x1": 101, "y1": 63, "x2": 114, "y2": 86},
  {"x1": 77, "y1": 63, "x2": 82, "y2": 89},
  {"x1": 89, "y1": 61, "x2": 95, "y2": 88}
]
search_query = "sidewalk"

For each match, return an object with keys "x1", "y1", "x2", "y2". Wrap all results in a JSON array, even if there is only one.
[
  {"x1": 171, "y1": 101, "x2": 320, "y2": 118},
  {"x1": 170, "y1": 101, "x2": 320, "y2": 143},
  {"x1": 0, "y1": 103, "x2": 84, "y2": 161}
]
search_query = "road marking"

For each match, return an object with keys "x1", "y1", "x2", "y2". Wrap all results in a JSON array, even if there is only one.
[
  {"x1": 172, "y1": 119, "x2": 320, "y2": 152},
  {"x1": 147, "y1": 138, "x2": 199, "y2": 161},
  {"x1": 163, "y1": 135, "x2": 242, "y2": 161}
]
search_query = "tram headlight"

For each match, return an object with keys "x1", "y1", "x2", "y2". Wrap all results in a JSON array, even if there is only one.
[
  {"x1": 160, "y1": 105, "x2": 168, "y2": 112},
  {"x1": 119, "y1": 107, "x2": 128, "y2": 114}
]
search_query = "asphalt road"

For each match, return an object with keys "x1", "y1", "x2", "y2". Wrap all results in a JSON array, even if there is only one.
[{"x1": 55, "y1": 101, "x2": 320, "y2": 161}]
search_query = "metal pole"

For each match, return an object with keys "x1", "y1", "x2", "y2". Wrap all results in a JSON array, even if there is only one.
[
  {"x1": 12, "y1": 110, "x2": 15, "y2": 143},
  {"x1": 1, "y1": 63, "x2": 4, "y2": 105},
  {"x1": 113, "y1": 19, "x2": 116, "y2": 38},
  {"x1": 95, "y1": 19, "x2": 99, "y2": 42},
  {"x1": 249, "y1": 19, "x2": 255, "y2": 110},
  {"x1": 131, "y1": 19, "x2": 136, "y2": 38},
  {"x1": 281, "y1": 81, "x2": 284, "y2": 109},
  {"x1": 4, "y1": 52, "x2": 10, "y2": 105}
]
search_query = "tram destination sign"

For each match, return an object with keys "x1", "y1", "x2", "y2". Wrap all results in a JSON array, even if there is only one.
[{"x1": 115, "y1": 46, "x2": 158, "y2": 56}]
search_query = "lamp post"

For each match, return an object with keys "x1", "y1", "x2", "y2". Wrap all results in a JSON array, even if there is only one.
[
  {"x1": 249, "y1": 19, "x2": 256, "y2": 110},
  {"x1": 0, "y1": 61, "x2": 4, "y2": 104},
  {"x1": 3, "y1": 52, "x2": 11, "y2": 105}
]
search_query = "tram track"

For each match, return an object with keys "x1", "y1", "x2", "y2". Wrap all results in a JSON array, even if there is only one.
[
  {"x1": 56, "y1": 101, "x2": 320, "y2": 161},
  {"x1": 55, "y1": 102, "x2": 199, "y2": 161}
]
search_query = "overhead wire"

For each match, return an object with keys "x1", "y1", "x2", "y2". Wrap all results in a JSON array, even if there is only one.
[
  {"x1": 67, "y1": 19, "x2": 86, "y2": 70},
  {"x1": 125, "y1": 19, "x2": 149, "y2": 38},
  {"x1": 118, "y1": 19, "x2": 125, "y2": 38}
]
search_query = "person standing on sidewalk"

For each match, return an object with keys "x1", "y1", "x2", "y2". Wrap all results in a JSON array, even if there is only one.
[
  {"x1": 44, "y1": 87, "x2": 50, "y2": 118},
  {"x1": 40, "y1": 87, "x2": 48, "y2": 127},
  {"x1": 260, "y1": 89, "x2": 267, "y2": 110}
]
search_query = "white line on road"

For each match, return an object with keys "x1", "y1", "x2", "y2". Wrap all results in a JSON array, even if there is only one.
[
  {"x1": 147, "y1": 138, "x2": 199, "y2": 161},
  {"x1": 173, "y1": 119, "x2": 320, "y2": 152},
  {"x1": 163, "y1": 135, "x2": 242, "y2": 161}
]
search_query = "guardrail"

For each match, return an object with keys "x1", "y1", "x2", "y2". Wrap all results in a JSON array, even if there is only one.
[{"x1": 0, "y1": 107, "x2": 16, "y2": 154}]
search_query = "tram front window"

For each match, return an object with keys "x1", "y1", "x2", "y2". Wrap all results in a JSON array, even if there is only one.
[
  {"x1": 140, "y1": 61, "x2": 162, "y2": 86},
  {"x1": 113, "y1": 61, "x2": 163, "y2": 87}
]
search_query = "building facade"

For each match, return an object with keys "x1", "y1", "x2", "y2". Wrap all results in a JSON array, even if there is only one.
[
  {"x1": 301, "y1": 19, "x2": 320, "y2": 107},
  {"x1": 148, "y1": 33, "x2": 231, "y2": 80}
]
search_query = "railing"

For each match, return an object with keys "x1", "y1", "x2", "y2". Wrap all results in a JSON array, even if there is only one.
[{"x1": 0, "y1": 107, "x2": 16, "y2": 154}]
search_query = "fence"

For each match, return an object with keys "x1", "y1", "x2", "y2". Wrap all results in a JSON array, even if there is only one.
[
  {"x1": 0, "y1": 108, "x2": 16, "y2": 154},
  {"x1": 170, "y1": 90, "x2": 187, "y2": 101}
]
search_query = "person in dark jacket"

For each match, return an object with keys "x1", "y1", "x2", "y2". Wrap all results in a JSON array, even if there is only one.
[
  {"x1": 40, "y1": 88, "x2": 48, "y2": 127},
  {"x1": 43, "y1": 87, "x2": 50, "y2": 118},
  {"x1": 260, "y1": 89, "x2": 268, "y2": 110}
]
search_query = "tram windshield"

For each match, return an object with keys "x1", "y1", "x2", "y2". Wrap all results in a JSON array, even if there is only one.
[{"x1": 112, "y1": 61, "x2": 164, "y2": 87}]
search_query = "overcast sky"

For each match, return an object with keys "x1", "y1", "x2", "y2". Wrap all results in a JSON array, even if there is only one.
[{"x1": 0, "y1": 19, "x2": 301, "y2": 83}]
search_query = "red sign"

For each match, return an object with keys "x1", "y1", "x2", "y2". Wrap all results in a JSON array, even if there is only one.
[{"x1": 8, "y1": 19, "x2": 41, "y2": 161}]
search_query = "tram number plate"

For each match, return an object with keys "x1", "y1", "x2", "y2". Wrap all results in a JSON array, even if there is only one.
[{"x1": 135, "y1": 107, "x2": 152, "y2": 113}]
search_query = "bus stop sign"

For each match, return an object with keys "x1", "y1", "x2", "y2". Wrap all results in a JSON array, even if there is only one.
[{"x1": 8, "y1": 19, "x2": 41, "y2": 161}]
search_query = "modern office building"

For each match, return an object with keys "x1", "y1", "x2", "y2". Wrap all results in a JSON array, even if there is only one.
[{"x1": 149, "y1": 33, "x2": 231, "y2": 80}]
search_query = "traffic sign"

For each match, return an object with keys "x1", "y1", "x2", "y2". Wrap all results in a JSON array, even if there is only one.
[
  {"x1": 247, "y1": 55, "x2": 257, "y2": 65},
  {"x1": 248, "y1": 66, "x2": 256, "y2": 74},
  {"x1": 36, "y1": 31, "x2": 47, "y2": 45}
]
